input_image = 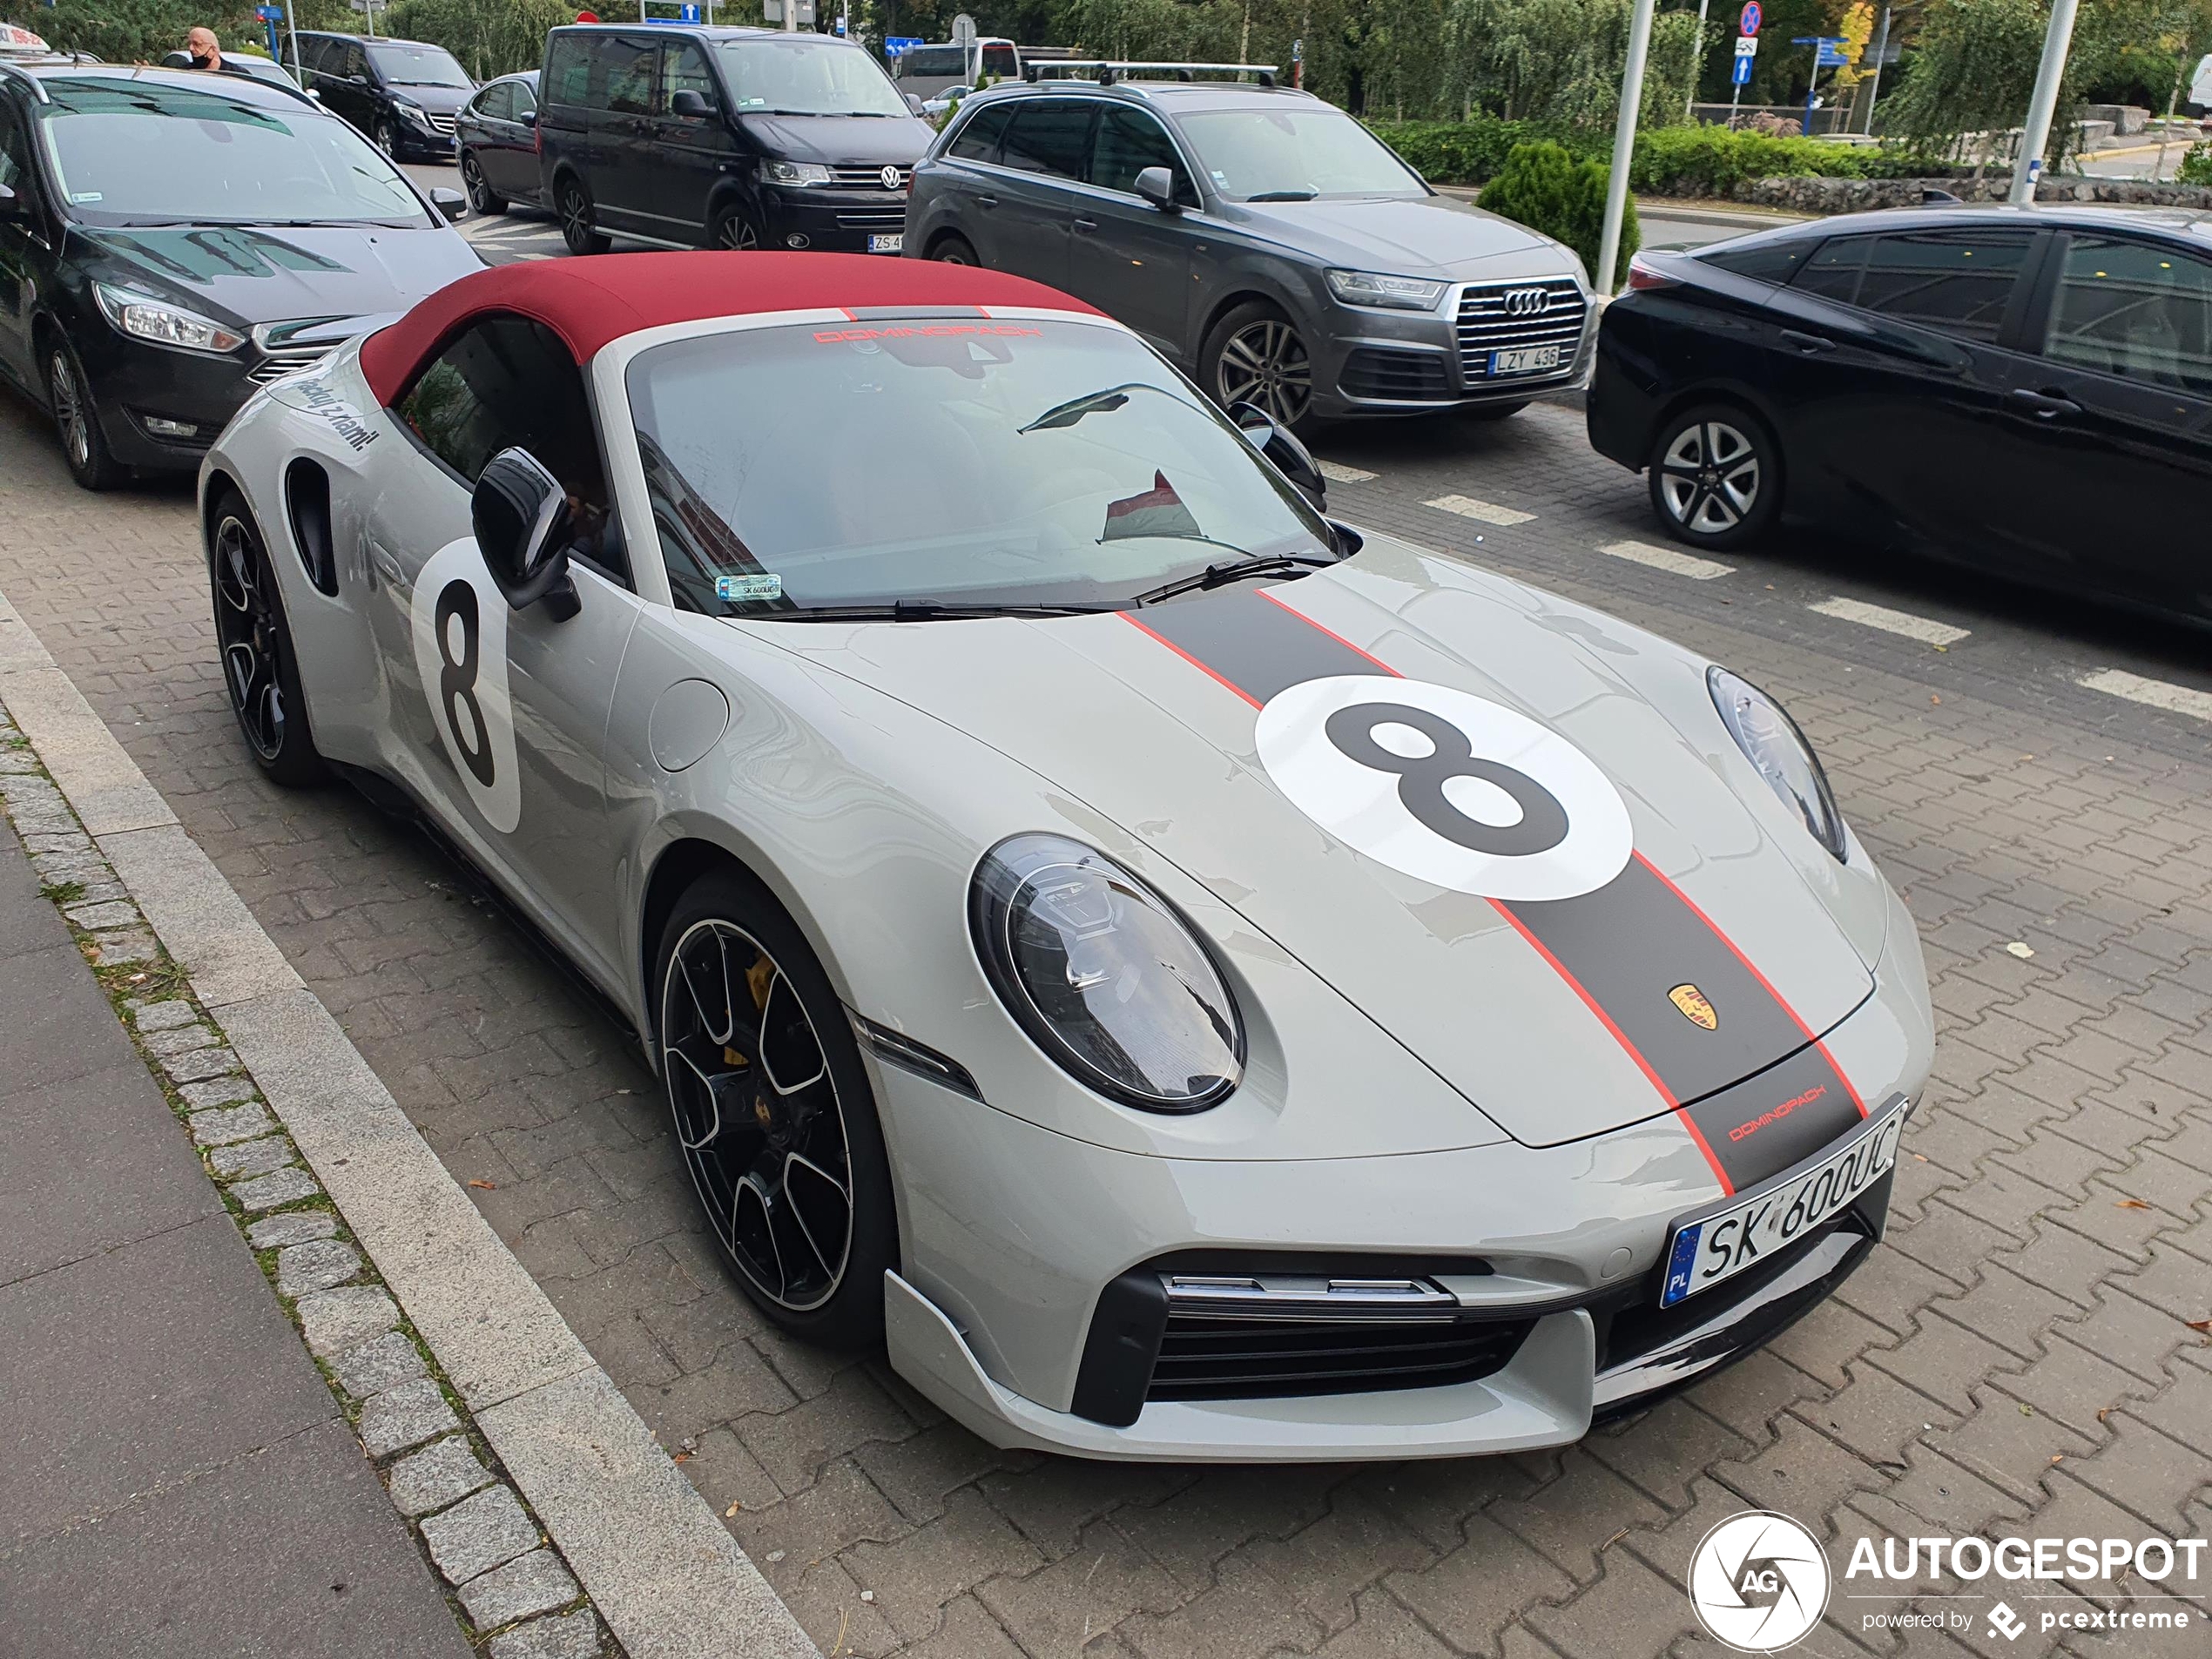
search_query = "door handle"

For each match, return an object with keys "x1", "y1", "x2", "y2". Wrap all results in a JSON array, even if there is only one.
[
  {"x1": 973, "y1": 193, "x2": 997, "y2": 208},
  {"x1": 2009, "y1": 387, "x2": 2080, "y2": 419},
  {"x1": 1779, "y1": 329, "x2": 1837, "y2": 354},
  {"x1": 1073, "y1": 218, "x2": 1098, "y2": 233}
]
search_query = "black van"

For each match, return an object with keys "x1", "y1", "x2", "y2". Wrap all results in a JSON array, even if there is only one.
[
  {"x1": 537, "y1": 25, "x2": 933, "y2": 257},
  {"x1": 283, "y1": 32, "x2": 475, "y2": 160}
]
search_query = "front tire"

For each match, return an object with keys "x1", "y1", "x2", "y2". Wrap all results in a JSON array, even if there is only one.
[
  {"x1": 708, "y1": 201, "x2": 760, "y2": 251},
  {"x1": 462, "y1": 152, "x2": 507, "y2": 215},
  {"x1": 373, "y1": 119, "x2": 398, "y2": 159},
  {"x1": 928, "y1": 233, "x2": 979, "y2": 266},
  {"x1": 1203, "y1": 300, "x2": 1316, "y2": 433},
  {"x1": 45, "y1": 337, "x2": 122, "y2": 492},
  {"x1": 556, "y1": 176, "x2": 611, "y2": 255},
  {"x1": 209, "y1": 495, "x2": 325, "y2": 786},
  {"x1": 1648, "y1": 403, "x2": 1781, "y2": 551},
  {"x1": 653, "y1": 870, "x2": 895, "y2": 1349}
]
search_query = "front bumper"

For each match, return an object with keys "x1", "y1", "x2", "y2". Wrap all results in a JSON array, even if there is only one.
[
  {"x1": 1310, "y1": 277, "x2": 1597, "y2": 421},
  {"x1": 759, "y1": 186, "x2": 909, "y2": 253},
  {"x1": 78, "y1": 329, "x2": 260, "y2": 472},
  {"x1": 870, "y1": 944, "x2": 1932, "y2": 1460},
  {"x1": 393, "y1": 118, "x2": 457, "y2": 158}
]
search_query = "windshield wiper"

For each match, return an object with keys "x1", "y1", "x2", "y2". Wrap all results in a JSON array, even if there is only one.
[
  {"x1": 1245, "y1": 188, "x2": 1318, "y2": 202},
  {"x1": 743, "y1": 599, "x2": 1114, "y2": 623},
  {"x1": 1128, "y1": 553, "x2": 1335, "y2": 608}
]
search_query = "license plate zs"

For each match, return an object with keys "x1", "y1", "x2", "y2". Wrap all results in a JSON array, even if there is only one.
[
  {"x1": 1660, "y1": 1103, "x2": 1904, "y2": 1307},
  {"x1": 1489, "y1": 345, "x2": 1561, "y2": 376},
  {"x1": 868, "y1": 233, "x2": 904, "y2": 253}
]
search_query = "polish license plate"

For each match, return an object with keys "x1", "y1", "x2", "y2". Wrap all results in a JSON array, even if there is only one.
[
  {"x1": 1488, "y1": 345, "x2": 1561, "y2": 376},
  {"x1": 1659, "y1": 1096, "x2": 1906, "y2": 1307},
  {"x1": 868, "y1": 233, "x2": 904, "y2": 254}
]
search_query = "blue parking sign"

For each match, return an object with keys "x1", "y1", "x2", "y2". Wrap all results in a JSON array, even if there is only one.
[{"x1": 1731, "y1": 52, "x2": 1754, "y2": 85}]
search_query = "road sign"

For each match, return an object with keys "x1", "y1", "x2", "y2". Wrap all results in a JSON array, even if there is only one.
[
  {"x1": 1734, "y1": 35, "x2": 1757, "y2": 56},
  {"x1": 1732, "y1": 52, "x2": 1754, "y2": 85},
  {"x1": 254, "y1": 4, "x2": 282, "y2": 17},
  {"x1": 884, "y1": 35, "x2": 921, "y2": 54},
  {"x1": 951, "y1": 12, "x2": 976, "y2": 43},
  {"x1": 1739, "y1": 2, "x2": 1761, "y2": 35}
]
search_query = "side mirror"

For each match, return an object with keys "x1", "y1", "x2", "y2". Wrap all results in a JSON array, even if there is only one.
[
  {"x1": 904, "y1": 91, "x2": 927, "y2": 114},
  {"x1": 307, "y1": 88, "x2": 322, "y2": 101},
  {"x1": 472, "y1": 448, "x2": 581, "y2": 621},
  {"x1": 0, "y1": 182, "x2": 19, "y2": 220},
  {"x1": 1133, "y1": 165, "x2": 1179, "y2": 212},
  {"x1": 669, "y1": 88, "x2": 714, "y2": 118},
  {"x1": 348, "y1": 73, "x2": 369, "y2": 86},
  {"x1": 429, "y1": 185, "x2": 468, "y2": 222},
  {"x1": 519, "y1": 108, "x2": 536, "y2": 127},
  {"x1": 1230, "y1": 401, "x2": 1325, "y2": 511}
]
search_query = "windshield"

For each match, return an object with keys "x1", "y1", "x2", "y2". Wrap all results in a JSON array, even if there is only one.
[
  {"x1": 40, "y1": 79, "x2": 428, "y2": 227},
  {"x1": 1176, "y1": 108, "x2": 1424, "y2": 201},
  {"x1": 627, "y1": 318, "x2": 1334, "y2": 616},
  {"x1": 367, "y1": 42, "x2": 470, "y2": 87},
  {"x1": 714, "y1": 37, "x2": 908, "y2": 116}
]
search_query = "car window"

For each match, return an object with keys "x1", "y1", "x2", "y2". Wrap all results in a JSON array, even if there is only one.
[
  {"x1": 1789, "y1": 234, "x2": 1871, "y2": 302},
  {"x1": 1700, "y1": 239, "x2": 1811, "y2": 284},
  {"x1": 341, "y1": 43, "x2": 370, "y2": 81},
  {"x1": 396, "y1": 316, "x2": 628, "y2": 583},
  {"x1": 511, "y1": 79, "x2": 536, "y2": 118},
  {"x1": 476, "y1": 83, "x2": 512, "y2": 121},
  {"x1": 625, "y1": 317, "x2": 1332, "y2": 617},
  {"x1": 1173, "y1": 107, "x2": 1422, "y2": 201},
  {"x1": 544, "y1": 37, "x2": 591, "y2": 106},
  {"x1": 2041, "y1": 234, "x2": 2212, "y2": 397},
  {"x1": 1849, "y1": 230, "x2": 2033, "y2": 341},
  {"x1": 713, "y1": 37, "x2": 907, "y2": 117},
  {"x1": 0, "y1": 105, "x2": 35, "y2": 205},
  {"x1": 979, "y1": 44, "x2": 1018, "y2": 77},
  {"x1": 367, "y1": 42, "x2": 471, "y2": 90},
  {"x1": 661, "y1": 43, "x2": 716, "y2": 115},
  {"x1": 897, "y1": 46, "x2": 965, "y2": 78},
  {"x1": 604, "y1": 40, "x2": 658, "y2": 117},
  {"x1": 999, "y1": 101, "x2": 1093, "y2": 180},
  {"x1": 1089, "y1": 106, "x2": 1192, "y2": 201},
  {"x1": 947, "y1": 99, "x2": 1012, "y2": 162}
]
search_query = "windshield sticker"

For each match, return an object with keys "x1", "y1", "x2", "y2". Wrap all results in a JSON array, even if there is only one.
[
  {"x1": 292, "y1": 378, "x2": 378, "y2": 451},
  {"x1": 71, "y1": 192, "x2": 103, "y2": 203},
  {"x1": 715, "y1": 573, "x2": 783, "y2": 603},
  {"x1": 1103, "y1": 472, "x2": 1202, "y2": 543}
]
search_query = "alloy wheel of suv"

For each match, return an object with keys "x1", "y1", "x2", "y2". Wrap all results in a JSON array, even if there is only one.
[
  {"x1": 556, "y1": 177, "x2": 611, "y2": 255},
  {"x1": 373, "y1": 118, "x2": 397, "y2": 158},
  {"x1": 1206, "y1": 303, "x2": 1313, "y2": 430},
  {"x1": 711, "y1": 205, "x2": 760, "y2": 250},
  {"x1": 1648, "y1": 403, "x2": 1780, "y2": 550}
]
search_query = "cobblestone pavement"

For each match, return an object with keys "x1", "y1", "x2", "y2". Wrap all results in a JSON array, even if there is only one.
[{"x1": 1, "y1": 383, "x2": 2208, "y2": 1659}]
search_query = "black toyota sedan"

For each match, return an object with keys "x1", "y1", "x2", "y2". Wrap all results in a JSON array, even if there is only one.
[
  {"x1": 0, "y1": 61, "x2": 480, "y2": 489},
  {"x1": 455, "y1": 71, "x2": 539, "y2": 214},
  {"x1": 1588, "y1": 203, "x2": 2212, "y2": 622}
]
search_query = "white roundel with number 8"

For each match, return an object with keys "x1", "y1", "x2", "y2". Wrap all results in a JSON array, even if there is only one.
[
  {"x1": 1253, "y1": 675, "x2": 1632, "y2": 901},
  {"x1": 408, "y1": 538, "x2": 521, "y2": 834}
]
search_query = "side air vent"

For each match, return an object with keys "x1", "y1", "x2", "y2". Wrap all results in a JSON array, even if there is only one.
[{"x1": 285, "y1": 458, "x2": 337, "y2": 596}]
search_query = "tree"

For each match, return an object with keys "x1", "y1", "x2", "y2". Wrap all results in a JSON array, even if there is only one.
[
  {"x1": 1880, "y1": 0, "x2": 2069, "y2": 163},
  {"x1": 1476, "y1": 138, "x2": 1637, "y2": 275},
  {"x1": 1443, "y1": 0, "x2": 1698, "y2": 125}
]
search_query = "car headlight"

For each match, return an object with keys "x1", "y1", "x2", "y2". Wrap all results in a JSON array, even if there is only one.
[
  {"x1": 759, "y1": 158, "x2": 833, "y2": 186},
  {"x1": 393, "y1": 99, "x2": 431, "y2": 126},
  {"x1": 969, "y1": 833, "x2": 1244, "y2": 1112},
  {"x1": 93, "y1": 284, "x2": 245, "y2": 354},
  {"x1": 1325, "y1": 269, "x2": 1449, "y2": 311},
  {"x1": 1709, "y1": 666, "x2": 1847, "y2": 862}
]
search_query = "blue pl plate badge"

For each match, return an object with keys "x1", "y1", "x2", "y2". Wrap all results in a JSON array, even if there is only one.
[
  {"x1": 715, "y1": 573, "x2": 783, "y2": 603},
  {"x1": 1662, "y1": 1223, "x2": 1703, "y2": 1306}
]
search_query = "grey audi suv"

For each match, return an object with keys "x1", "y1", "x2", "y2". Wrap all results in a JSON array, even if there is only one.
[{"x1": 904, "y1": 74, "x2": 1595, "y2": 429}]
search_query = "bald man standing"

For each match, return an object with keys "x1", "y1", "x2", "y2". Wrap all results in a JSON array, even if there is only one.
[{"x1": 185, "y1": 27, "x2": 253, "y2": 74}]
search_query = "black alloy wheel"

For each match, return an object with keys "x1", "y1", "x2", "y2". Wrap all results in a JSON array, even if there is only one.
[
  {"x1": 209, "y1": 498, "x2": 324, "y2": 786},
  {"x1": 1205, "y1": 301, "x2": 1314, "y2": 431},
  {"x1": 462, "y1": 152, "x2": 506, "y2": 215},
  {"x1": 710, "y1": 204, "x2": 760, "y2": 250},
  {"x1": 929, "y1": 233, "x2": 978, "y2": 266},
  {"x1": 374, "y1": 118, "x2": 398, "y2": 158},
  {"x1": 556, "y1": 177, "x2": 611, "y2": 255},
  {"x1": 44, "y1": 339, "x2": 120, "y2": 491},
  {"x1": 655, "y1": 873, "x2": 894, "y2": 1345},
  {"x1": 1648, "y1": 403, "x2": 1781, "y2": 551}
]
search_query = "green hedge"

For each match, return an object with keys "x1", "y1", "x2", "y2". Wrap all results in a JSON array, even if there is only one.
[
  {"x1": 1475, "y1": 139, "x2": 1631, "y2": 283},
  {"x1": 2182, "y1": 145, "x2": 2212, "y2": 187},
  {"x1": 1371, "y1": 116, "x2": 1947, "y2": 199}
]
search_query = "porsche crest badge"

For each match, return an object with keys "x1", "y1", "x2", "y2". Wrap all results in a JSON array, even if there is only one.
[{"x1": 1669, "y1": 983, "x2": 1718, "y2": 1030}]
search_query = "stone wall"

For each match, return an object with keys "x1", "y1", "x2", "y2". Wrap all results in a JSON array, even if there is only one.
[{"x1": 1737, "y1": 172, "x2": 2212, "y2": 213}]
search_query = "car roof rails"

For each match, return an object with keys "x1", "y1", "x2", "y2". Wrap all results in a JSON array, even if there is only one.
[{"x1": 1023, "y1": 59, "x2": 1280, "y2": 88}]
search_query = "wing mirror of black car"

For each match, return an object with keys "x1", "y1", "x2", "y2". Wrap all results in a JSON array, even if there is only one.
[
  {"x1": 0, "y1": 182, "x2": 19, "y2": 220},
  {"x1": 670, "y1": 88, "x2": 715, "y2": 118},
  {"x1": 519, "y1": 108, "x2": 536, "y2": 127},
  {"x1": 348, "y1": 73, "x2": 369, "y2": 86},
  {"x1": 429, "y1": 185, "x2": 468, "y2": 223},
  {"x1": 1229, "y1": 401, "x2": 1326, "y2": 512},
  {"x1": 1134, "y1": 165, "x2": 1179, "y2": 212},
  {"x1": 473, "y1": 448, "x2": 581, "y2": 622}
]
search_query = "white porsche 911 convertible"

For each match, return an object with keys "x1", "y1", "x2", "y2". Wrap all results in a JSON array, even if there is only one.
[{"x1": 200, "y1": 253, "x2": 1932, "y2": 1461}]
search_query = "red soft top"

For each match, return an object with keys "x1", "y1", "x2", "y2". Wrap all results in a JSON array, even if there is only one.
[{"x1": 358, "y1": 251, "x2": 1104, "y2": 406}]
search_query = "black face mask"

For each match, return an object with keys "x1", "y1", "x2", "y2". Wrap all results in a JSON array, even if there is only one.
[{"x1": 190, "y1": 51, "x2": 214, "y2": 66}]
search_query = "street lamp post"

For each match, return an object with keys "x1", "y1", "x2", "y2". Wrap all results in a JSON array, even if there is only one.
[
  {"x1": 1596, "y1": 0, "x2": 1656, "y2": 296},
  {"x1": 2007, "y1": 0, "x2": 2080, "y2": 203}
]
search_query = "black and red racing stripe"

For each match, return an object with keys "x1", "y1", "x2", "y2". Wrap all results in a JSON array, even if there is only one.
[{"x1": 1125, "y1": 585, "x2": 1865, "y2": 1195}]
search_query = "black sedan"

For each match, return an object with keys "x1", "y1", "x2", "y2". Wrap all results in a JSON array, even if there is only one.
[
  {"x1": 455, "y1": 71, "x2": 540, "y2": 215},
  {"x1": 1587, "y1": 204, "x2": 2212, "y2": 623},
  {"x1": 0, "y1": 62, "x2": 481, "y2": 489}
]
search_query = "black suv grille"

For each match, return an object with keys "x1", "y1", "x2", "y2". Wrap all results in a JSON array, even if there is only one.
[
  {"x1": 827, "y1": 164, "x2": 910, "y2": 189},
  {"x1": 1148, "y1": 1313, "x2": 1534, "y2": 1401},
  {"x1": 1456, "y1": 277, "x2": 1587, "y2": 382},
  {"x1": 1339, "y1": 347, "x2": 1452, "y2": 401}
]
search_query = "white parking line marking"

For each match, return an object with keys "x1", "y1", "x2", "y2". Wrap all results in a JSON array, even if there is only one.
[
  {"x1": 1426, "y1": 494, "x2": 1534, "y2": 527},
  {"x1": 2078, "y1": 668, "x2": 2212, "y2": 722},
  {"x1": 1318, "y1": 460, "x2": 1378, "y2": 483},
  {"x1": 1596, "y1": 539, "x2": 1734, "y2": 580},
  {"x1": 1809, "y1": 597, "x2": 1970, "y2": 646}
]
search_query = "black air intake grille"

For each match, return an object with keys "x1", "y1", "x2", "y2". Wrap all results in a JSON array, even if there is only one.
[
  {"x1": 1147, "y1": 1313, "x2": 1534, "y2": 1401},
  {"x1": 1339, "y1": 347, "x2": 1451, "y2": 401}
]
